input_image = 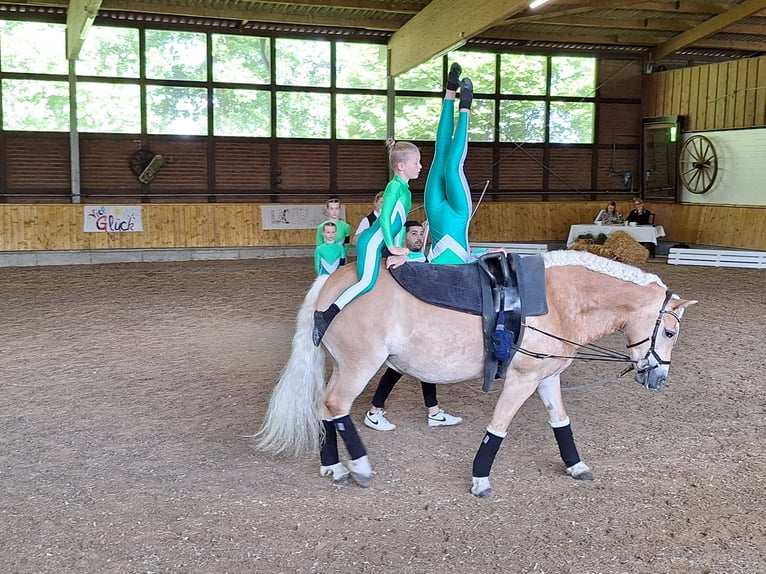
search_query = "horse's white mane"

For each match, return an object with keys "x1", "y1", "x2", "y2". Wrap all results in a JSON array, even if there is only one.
[{"x1": 542, "y1": 249, "x2": 666, "y2": 288}]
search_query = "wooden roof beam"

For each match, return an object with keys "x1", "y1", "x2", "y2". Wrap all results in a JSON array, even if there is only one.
[
  {"x1": 66, "y1": 0, "x2": 102, "y2": 60},
  {"x1": 652, "y1": 0, "x2": 766, "y2": 59},
  {"x1": 388, "y1": 0, "x2": 530, "y2": 77}
]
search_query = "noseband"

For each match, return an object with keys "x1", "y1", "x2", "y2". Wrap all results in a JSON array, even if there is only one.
[{"x1": 625, "y1": 290, "x2": 682, "y2": 373}]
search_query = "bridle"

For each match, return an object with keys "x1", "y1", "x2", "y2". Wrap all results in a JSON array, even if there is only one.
[
  {"x1": 624, "y1": 290, "x2": 682, "y2": 374},
  {"x1": 512, "y1": 290, "x2": 682, "y2": 376}
]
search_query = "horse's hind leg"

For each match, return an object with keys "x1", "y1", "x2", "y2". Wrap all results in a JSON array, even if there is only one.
[
  {"x1": 537, "y1": 372, "x2": 594, "y2": 481},
  {"x1": 319, "y1": 415, "x2": 352, "y2": 486},
  {"x1": 323, "y1": 355, "x2": 386, "y2": 488}
]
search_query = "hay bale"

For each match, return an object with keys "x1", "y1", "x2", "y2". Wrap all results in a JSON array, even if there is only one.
[{"x1": 604, "y1": 230, "x2": 649, "y2": 266}]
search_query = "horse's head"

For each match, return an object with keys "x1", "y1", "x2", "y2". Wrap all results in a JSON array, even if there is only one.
[{"x1": 625, "y1": 291, "x2": 697, "y2": 389}]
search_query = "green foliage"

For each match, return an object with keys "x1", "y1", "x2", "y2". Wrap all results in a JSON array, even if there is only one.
[{"x1": 595, "y1": 233, "x2": 608, "y2": 244}]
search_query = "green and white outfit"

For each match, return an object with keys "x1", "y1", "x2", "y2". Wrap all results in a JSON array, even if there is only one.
[
  {"x1": 425, "y1": 98, "x2": 472, "y2": 264},
  {"x1": 315, "y1": 219, "x2": 352, "y2": 260},
  {"x1": 332, "y1": 175, "x2": 411, "y2": 310},
  {"x1": 314, "y1": 241, "x2": 346, "y2": 275}
]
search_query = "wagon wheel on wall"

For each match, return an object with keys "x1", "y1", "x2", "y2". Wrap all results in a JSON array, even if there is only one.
[
  {"x1": 678, "y1": 135, "x2": 718, "y2": 194},
  {"x1": 130, "y1": 147, "x2": 155, "y2": 177}
]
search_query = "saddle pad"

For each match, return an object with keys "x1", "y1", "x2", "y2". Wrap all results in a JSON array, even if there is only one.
[
  {"x1": 388, "y1": 261, "x2": 483, "y2": 315},
  {"x1": 515, "y1": 254, "x2": 548, "y2": 317}
]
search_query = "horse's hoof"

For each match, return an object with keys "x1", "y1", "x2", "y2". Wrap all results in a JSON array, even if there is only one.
[
  {"x1": 573, "y1": 470, "x2": 594, "y2": 481},
  {"x1": 350, "y1": 472, "x2": 371, "y2": 488},
  {"x1": 333, "y1": 474, "x2": 353, "y2": 486},
  {"x1": 471, "y1": 487, "x2": 494, "y2": 498},
  {"x1": 566, "y1": 461, "x2": 594, "y2": 481},
  {"x1": 470, "y1": 476, "x2": 493, "y2": 497},
  {"x1": 348, "y1": 455, "x2": 372, "y2": 488}
]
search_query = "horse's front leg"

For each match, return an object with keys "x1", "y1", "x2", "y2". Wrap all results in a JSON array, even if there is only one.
[
  {"x1": 537, "y1": 371, "x2": 594, "y2": 482},
  {"x1": 470, "y1": 373, "x2": 540, "y2": 498}
]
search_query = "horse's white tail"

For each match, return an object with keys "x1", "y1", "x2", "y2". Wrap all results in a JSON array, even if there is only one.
[{"x1": 255, "y1": 275, "x2": 328, "y2": 456}]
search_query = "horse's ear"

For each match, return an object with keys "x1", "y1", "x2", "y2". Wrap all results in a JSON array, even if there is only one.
[{"x1": 671, "y1": 298, "x2": 698, "y2": 312}]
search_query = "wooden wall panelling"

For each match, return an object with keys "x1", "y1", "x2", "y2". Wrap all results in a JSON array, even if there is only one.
[
  {"x1": 744, "y1": 58, "x2": 759, "y2": 127},
  {"x1": 547, "y1": 148, "x2": 593, "y2": 190},
  {"x1": 496, "y1": 147, "x2": 544, "y2": 190},
  {"x1": 734, "y1": 59, "x2": 749, "y2": 128},
  {"x1": 214, "y1": 140, "x2": 272, "y2": 192},
  {"x1": 756, "y1": 58, "x2": 766, "y2": 127},
  {"x1": 642, "y1": 74, "x2": 657, "y2": 117},
  {"x1": 276, "y1": 142, "x2": 330, "y2": 193},
  {"x1": 725, "y1": 60, "x2": 738, "y2": 127},
  {"x1": 655, "y1": 72, "x2": 666, "y2": 116},
  {"x1": 678, "y1": 68, "x2": 692, "y2": 121},
  {"x1": 687, "y1": 67, "x2": 699, "y2": 131},
  {"x1": 695, "y1": 65, "x2": 709, "y2": 132},
  {"x1": 2, "y1": 202, "x2": 766, "y2": 252},
  {"x1": 715, "y1": 62, "x2": 728, "y2": 127},
  {"x1": 705, "y1": 64, "x2": 718, "y2": 131},
  {"x1": 335, "y1": 142, "x2": 388, "y2": 195}
]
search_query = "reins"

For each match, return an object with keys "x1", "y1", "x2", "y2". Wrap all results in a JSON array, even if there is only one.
[{"x1": 511, "y1": 290, "x2": 682, "y2": 376}]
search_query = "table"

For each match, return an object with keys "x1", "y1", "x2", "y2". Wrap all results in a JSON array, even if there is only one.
[{"x1": 566, "y1": 224, "x2": 666, "y2": 247}]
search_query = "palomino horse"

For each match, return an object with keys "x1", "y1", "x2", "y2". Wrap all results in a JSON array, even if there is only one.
[{"x1": 256, "y1": 250, "x2": 696, "y2": 497}]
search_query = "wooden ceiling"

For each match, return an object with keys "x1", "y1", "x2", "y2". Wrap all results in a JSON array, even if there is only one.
[{"x1": 4, "y1": 0, "x2": 766, "y2": 73}]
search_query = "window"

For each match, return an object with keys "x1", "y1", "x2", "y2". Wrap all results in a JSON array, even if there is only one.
[
  {"x1": 336, "y1": 42, "x2": 387, "y2": 90},
  {"x1": 276, "y1": 92, "x2": 331, "y2": 138},
  {"x1": 500, "y1": 54, "x2": 547, "y2": 96},
  {"x1": 146, "y1": 85, "x2": 208, "y2": 135},
  {"x1": 336, "y1": 94, "x2": 387, "y2": 139},
  {"x1": 212, "y1": 34, "x2": 271, "y2": 84},
  {"x1": 498, "y1": 100, "x2": 546, "y2": 143},
  {"x1": 2, "y1": 79, "x2": 69, "y2": 131},
  {"x1": 395, "y1": 59, "x2": 442, "y2": 92},
  {"x1": 0, "y1": 20, "x2": 67, "y2": 74},
  {"x1": 549, "y1": 102, "x2": 594, "y2": 143},
  {"x1": 550, "y1": 56, "x2": 596, "y2": 98},
  {"x1": 76, "y1": 26, "x2": 140, "y2": 78},
  {"x1": 77, "y1": 83, "x2": 141, "y2": 133},
  {"x1": 145, "y1": 30, "x2": 207, "y2": 81},
  {"x1": 275, "y1": 38, "x2": 330, "y2": 87},
  {"x1": 213, "y1": 88, "x2": 271, "y2": 137}
]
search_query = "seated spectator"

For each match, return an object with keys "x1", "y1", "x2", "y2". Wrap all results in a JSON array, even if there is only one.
[
  {"x1": 626, "y1": 198, "x2": 652, "y2": 225},
  {"x1": 594, "y1": 201, "x2": 622, "y2": 224},
  {"x1": 627, "y1": 198, "x2": 655, "y2": 257}
]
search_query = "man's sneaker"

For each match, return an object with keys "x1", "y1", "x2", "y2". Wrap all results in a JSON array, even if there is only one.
[
  {"x1": 427, "y1": 409, "x2": 463, "y2": 427},
  {"x1": 364, "y1": 410, "x2": 396, "y2": 431}
]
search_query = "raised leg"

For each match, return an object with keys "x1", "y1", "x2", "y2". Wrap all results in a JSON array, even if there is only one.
[
  {"x1": 470, "y1": 373, "x2": 540, "y2": 497},
  {"x1": 537, "y1": 371, "x2": 594, "y2": 481}
]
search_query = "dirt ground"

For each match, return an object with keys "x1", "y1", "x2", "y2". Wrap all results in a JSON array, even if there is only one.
[{"x1": 1, "y1": 256, "x2": 764, "y2": 574}]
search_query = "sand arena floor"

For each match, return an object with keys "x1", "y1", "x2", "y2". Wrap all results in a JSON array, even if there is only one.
[{"x1": 0, "y1": 257, "x2": 763, "y2": 573}]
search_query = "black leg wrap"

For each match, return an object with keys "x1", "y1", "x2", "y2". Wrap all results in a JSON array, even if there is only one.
[
  {"x1": 334, "y1": 414, "x2": 367, "y2": 460},
  {"x1": 312, "y1": 303, "x2": 339, "y2": 346},
  {"x1": 319, "y1": 419, "x2": 340, "y2": 467},
  {"x1": 370, "y1": 368, "x2": 403, "y2": 408},
  {"x1": 552, "y1": 423, "x2": 581, "y2": 468},
  {"x1": 472, "y1": 430, "x2": 504, "y2": 478}
]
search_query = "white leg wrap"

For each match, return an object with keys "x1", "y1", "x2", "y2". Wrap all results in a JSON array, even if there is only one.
[
  {"x1": 486, "y1": 426, "x2": 508, "y2": 438},
  {"x1": 549, "y1": 417, "x2": 571, "y2": 428}
]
